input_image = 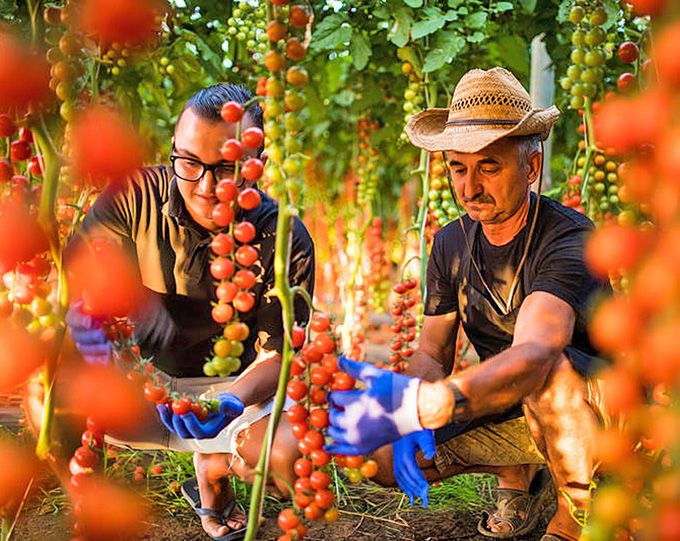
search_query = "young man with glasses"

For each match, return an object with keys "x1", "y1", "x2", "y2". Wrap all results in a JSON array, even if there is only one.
[{"x1": 66, "y1": 84, "x2": 315, "y2": 540}]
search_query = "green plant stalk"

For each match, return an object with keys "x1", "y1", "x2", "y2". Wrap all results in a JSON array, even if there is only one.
[
  {"x1": 414, "y1": 149, "x2": 430, "y2": 297},
  {"x1": 244, "y1": 199, "x2": 297, "y2": 541},
  {"x1": 33, "y1": 116, "x2": 67, "y2": 460},
  {"x1": 579, "y1": 98, "x2": 597, "y2": 215}
]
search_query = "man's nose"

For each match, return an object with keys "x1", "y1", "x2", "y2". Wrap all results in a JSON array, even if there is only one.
[
  {"x1": 196, "y1": 168, "x2": 216, "y2": 194},
  {"x1": 461, "y1": 171, "x2": 483, "y2": 202}
]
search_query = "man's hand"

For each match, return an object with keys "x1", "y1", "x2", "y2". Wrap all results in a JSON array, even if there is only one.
[
  {"x1": 324, "y1": 356, "x2": 423, "y2": 456},
  {"x1": 156, "y1": 392, "x2": 244, "y2": 439},
  {"x1": 392, "y1": 429, "x2": 436, "y2": 508},
  {"x1": 65, "y1": 300, "x2": 111, "y2": 365}
]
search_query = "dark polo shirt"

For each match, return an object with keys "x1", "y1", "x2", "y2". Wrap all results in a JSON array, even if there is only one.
[{"x1": 74, "y1": 165, "x2": 315, "y2": 377}]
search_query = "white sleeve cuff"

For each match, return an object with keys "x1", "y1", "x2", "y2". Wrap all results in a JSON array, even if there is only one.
[{"x1": 394, "y1": 377, "x2": 424, "y2": 436}]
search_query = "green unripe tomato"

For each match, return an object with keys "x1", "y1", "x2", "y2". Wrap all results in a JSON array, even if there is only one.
[
  {"x1": 584, "y1": 49, "x2": 605, "y2": 67},
  {"x1": 560, "y1": 77, "x2": 573, "y2": 90},
  {"x1": 589, "y1": 7, "x2": 607, "y2": 26},
  {"x1": 160, "y1": 56, "x2": 170, "y2": 66},
  {"x1": 229, "y1": 340, "x2": 244, "y2": 357},
  {"x1": 585, "y1": 27, "x2": 606, "y2": 47},
  {"x1": 203, "y1": 362, "x2": 217, "y2": 376},
  {"x1": 570, "y1": 48, "x2": 585, "y2": 65},
  {"x1": 570, "y1": 83, "x2": 584, "y2": 97},
  {"x1": 226, "y1": 356, "x2": 241, "y2": 373},
  {"x1": 166, "y1": 65, "x2": 175, "y2": 75},
  {"x1": 567, "y1": 64, "x2": 582, "y2": 81},
  {"x1": 212, "y1": 356, "x2": 229, "y2": 372},
  {"x1": 580, "y1": 67, "x2": 603, "y2": 84},
  {"x1": 594, "y1": 182, "x2": 606, "y2": 194},
  {"x1": 581, "y1": 83, "x2": 597, "y2": 98},
  {"x1": 570, "y1": 95, "x2": 584, "y2": 109},
  {"x1": 571, "y1": 30, "x2": 585, "y2": 46},
  {"x1": 569, "y1": 5, "x2": 585, "y2": 23}
]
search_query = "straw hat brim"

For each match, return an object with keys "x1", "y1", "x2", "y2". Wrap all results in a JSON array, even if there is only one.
[{"x1": 405, "y1": 105, "x2": 561, "y2": 154}]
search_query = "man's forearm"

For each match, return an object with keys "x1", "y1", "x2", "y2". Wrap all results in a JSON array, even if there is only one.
[
  {"x1": 227, "y1": 350, "x2": 282, "y2": 407},
  {"x1": 417, "y1": 342, "x2": 559, "y2": 429},
  {"x1": 405, "y1": 347, "x2": 451, "y2": 382}
]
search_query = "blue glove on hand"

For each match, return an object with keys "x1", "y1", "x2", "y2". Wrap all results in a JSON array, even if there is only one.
[
  {"x1": 65, "y1": 300, "x2": 111, "y2": 365},
  {"x1": 157, "y1": 392, "x2": 244, "y2": 439},
  {"x1": 393, "y1": 429, "x2": 436, "y2": 508},
  {"x1": 324, "y1": 356, "x2": 423, "y2": 456}
]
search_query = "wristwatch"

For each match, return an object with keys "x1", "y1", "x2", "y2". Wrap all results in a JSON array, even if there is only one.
[{"x1": 445, "y1": 379, "x2": 469, "y2": 424}]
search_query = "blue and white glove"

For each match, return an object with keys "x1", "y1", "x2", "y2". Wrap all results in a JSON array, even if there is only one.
[
  {"x1": 324, "y1": 356, "x2": 424, "y2": 456},
  {"x1": 157, "y1": 392, "x2": 244, "y2": 439},
  {"x1": 65, "y1": 300, "x2": 111, "y2": 365},
  {"x1": 393, "y1": 429, "x2": 436, "y2": 508}
]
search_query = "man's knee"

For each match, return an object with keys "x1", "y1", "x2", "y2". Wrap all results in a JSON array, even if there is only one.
[{"x1": 523, "y1": 353, "x2": 585, "y2": 415}]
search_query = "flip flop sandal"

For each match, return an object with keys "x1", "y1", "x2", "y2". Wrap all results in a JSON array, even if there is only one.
[
  {"x1": 477, "y1": 467, "x2": 556, "y2": 539},
  {"x1": 181, "y1": 477, "x2": 248, "y2": 541}
]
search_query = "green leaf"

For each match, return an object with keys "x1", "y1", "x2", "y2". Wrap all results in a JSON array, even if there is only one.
[
  {"x1": 601, "y1": 0, "x2": 619, "y2": 31},
  {"x1": 0, "y1": 0, "x2": 17, "y2": 16},
  {"x1": 466, "y1": 11, "x2": 488, "y2": 28},
  {"x1": 311, "y1": 14, "x2": 352, "y2": 51},
  {"x1": 444, "y1": 9, "x2": 458, "y2": 20},
  {"x1": 467, "y1": 31, "x2": 485, "y2": 43},
  {"x1": 350, "y1": 32, "x2": 372, "y2": 70},
  {"x1": 494, "y1": 1, "x2": 514, "y2": 11},
  {"x1": 495, "y1": 34, "x2": 528, "y2": 73},
  {"x1": 332, "y1": 89, "x2": 355, "y2": 107},
  {"x1": 518, "y1": 0, "x2": 537, "y2": 12},
  {"x1": 388, "y1": 8, "x2": 413, "y2": 47},
  {"x1": 448, "y1": 0, "x2": 465, "y2": 6},
  {"x1": 404, "y1": 0, "x2": 423, "y2": 7},
  {"x1": 556, "y1": 0, "x2": 571, "y2": 23},
  {"x1": 411, "y1": 7, "x2": 446, "y2": 39},
  {"x1": 178, "y1": 29, "x2": 222, "y2": 78},
  {"x1": 423, "y1": 32, "x2": 465, "y2": 72}
]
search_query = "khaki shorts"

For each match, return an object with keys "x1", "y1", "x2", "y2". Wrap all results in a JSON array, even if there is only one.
[
  {"x1": 106, "y1": 372, "x2": 294, "y2": 458},
  {"x1": 434, "y1": 415, "x2": 545, "y2": 473}
]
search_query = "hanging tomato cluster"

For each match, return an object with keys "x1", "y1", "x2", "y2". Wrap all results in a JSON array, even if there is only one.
[
  {"x1": 202, "y1": 101, "x2": 266, "y2": 378},
  {"x1": 259, "y1": 0, "x2": 310, "y2": 200},
  {"x1": 381, "y1": 277, "x2": 418, "y2": 373},
  {"x1": 280, "y1": 311, "x2": 378, "y2": 540},
  {"x1": 365, "y1": 217, "x2": 390, "y2": 313},
  {"x1": 427, "y1": 157, "x2": 459, "y2": 231},
  {"x1": 356, "y1": 119, "x2": 379, "y2": 209}
]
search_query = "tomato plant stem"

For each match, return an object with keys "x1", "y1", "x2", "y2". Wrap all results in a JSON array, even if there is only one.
[{"x1": 244, "y1": 197, "x2": 297, "y2": 541}]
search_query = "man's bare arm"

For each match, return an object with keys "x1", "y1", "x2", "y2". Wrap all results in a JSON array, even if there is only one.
[
  {"x1": 405, "y1": 312, "x2": 459, "y2": 382},
  {"x1": 417, "y1": 291, "x2": 576, "y2": 429}
]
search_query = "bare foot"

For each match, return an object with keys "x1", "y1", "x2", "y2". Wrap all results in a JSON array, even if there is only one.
[{"x1": 194, "y1": 452, "x2": 245, "y2": 538}]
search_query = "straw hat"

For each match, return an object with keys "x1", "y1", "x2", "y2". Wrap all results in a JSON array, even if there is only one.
[{"x1": 405, "y1": 67, "x2": 560, "y2": 153}]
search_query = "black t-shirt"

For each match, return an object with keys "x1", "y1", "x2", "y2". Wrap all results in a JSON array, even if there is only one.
[
  {"x1": 73, "y1": 166, "x2": 315, "y2": 377},
  {"x1": 425, "y1": 193, "x2": 610, "y2": 376}
]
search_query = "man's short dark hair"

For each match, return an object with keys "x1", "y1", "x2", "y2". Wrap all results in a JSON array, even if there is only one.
[{"x1": 179, "y1": 84, "x2": 263, "y2": 130}]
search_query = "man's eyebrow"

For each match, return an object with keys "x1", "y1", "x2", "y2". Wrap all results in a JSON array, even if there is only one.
[
  {"x1": 448, "y1": 157, "x2": 500, "y2": 167},
  {"x1": 173, "y1": 147, "x2": 231, "y2": 165}
]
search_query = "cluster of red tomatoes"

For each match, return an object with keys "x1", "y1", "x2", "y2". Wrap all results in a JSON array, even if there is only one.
[
  {"x1": 279, "y1": 311, "x2": 377, "y2": 540},
  {"x1": 0, "y1": 116, "x2": 45, "y2": 206},
  {"x1": 381, "y1": 278, "x2": 419, "y2": 373},
  {"x1": 365, "y1": 217, "x2": 390, "y2": 313},
  {"x1": 203, "y1": 101, "x2": 266, "y2": 378}
]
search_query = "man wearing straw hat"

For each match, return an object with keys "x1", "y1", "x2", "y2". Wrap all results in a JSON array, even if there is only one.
[{"x1": 325, "y1": 67, "x2": 610, "y2": 541}]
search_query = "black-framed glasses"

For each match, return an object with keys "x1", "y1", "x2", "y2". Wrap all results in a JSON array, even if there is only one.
[{"x1": 169, "y1": 152, "x2": 237, "y2": 183}]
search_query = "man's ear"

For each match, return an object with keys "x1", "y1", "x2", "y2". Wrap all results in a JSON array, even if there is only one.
[{"x1": 527, "y1": 150, "x2": 542, "y2": 186}]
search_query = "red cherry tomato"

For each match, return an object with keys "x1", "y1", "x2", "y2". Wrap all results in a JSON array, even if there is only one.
[
  {"x1": 211, "y1": 233, "x2": 234, "y2": 256},
  {"x1": 304, "y1": 502, "x2": 323, "y2": 521},
  {"x1": 233, "y1": 221, "x2": 256, "y2": 243},
  {"x1": 309, "y1": 385, "x2": 327, "y2": 405},
  {"x1": 290, "y1": 421, "x2": 308, "y2": 440},
  {"x1": 216, "y1": 179, "x2": 237, "y2": 202},
  {"x1": 233, "y1": 269, "x2": 256, "y2": 290},
  {"x1": 27, "y1": 155, "x2": 44, "y2": 176},
  {"x1": 18, "y1": 127, "x2": 33, "y2": 143},
  {"x1": 286, "y1": 379, "x2": 308, "y2": 401},
  {"x1": 303, "y1": 429, "x2": 325, "y2": 450},
  {"x1": 240, "y1": 160, "x2": 264, "y2": 182},
  {"x1": 237, "y1": 186, "x2": 262, "y2": 208},
  {"x1": 0, "y1": 159, "x2": 12, "y2": 182},
  {"x1": 10, "y1": 140, "x2": 31, "y2": 162},
  {"x1": 314, "y1": 489, "x2": 334, "y2": 509},
  {"x1": 235, "y1": 245, "x2": 258, "y2": 267},
  {"x1": 289, "y1": 356, "x2": 307, "y2": 376},
  {"x1": 241, "y1": 127, "x2": 264, "y2": 149},
  {"x1": 310, "y1": 313, "x2": 331, "y2": 333},
  {"x1": 220, "y1": 101, "x2": 244, "y2": 123},
  {"x1": 332, "y1": 371, "x2": 355, "y2": 391},
  {"x1": 310, "y1": 366, "x2": 331, "y2": 386},
  {"x1": 309, "y1": 408, "x2": 329, "y2": 429},
  {"x1": 302, "y1": 343, "x2": 323, "y2": 364},
  {"x1": 617, "y1": 72, "x2": 638, "y2": 94},
  {"x1": 220, "y1": 139, "x2": 244, "y2": 162},
  {"x1": 292, "y1": 324, "x2": 306, "y2": 348},
  {"x1": 285, "y1": 403, "x2": 308, "y2": 424},
  {"x1": 216, "y1": 281, "x2": 237, "y2": 303},
  {"x1": 171, "y1": 396, "x2": 192, "y2": 415},
  {"x1": 618, "y1": 41, "x2": 639, "y2": 64},
  {"x1": 310, "y1": 448, "x2": 331, "y2": 467},
  {"x1": 210, "y1": 257, "x2": 235, "y2": 280},
  {"x1": 289, "y1": 5, "x2": 310, "y2": 28},
  {"x1": 313, "y1": 333, "x2": 335, "y2": 355},
  {"x1": 277, "y1": 508, "x2": 300, "y2": 531},
  {"x1": 321, "y1": 354, "x2": 338, "y2": 374},
  {"x1": 233, "y1": 291, "x2": 255, "y2": 312},
  {"x1": 309, "y1": 470, "x2": 331, "y2": 490},
  {"x1": 212, "y1": 202, "x2": 235, "y2": 227},
  {"x1": 211, "y1": 303, "x2": 234, "y2": 324},
  {"x1": 294, "y1": 457, "x2": 313, "y2": 477},
  {"x1": 143, "y1": 381, "x2": 166, "y2": 403},
  {"x1": 74, "y1": 445, "x2": 98, "y2": 468},
  {"x1": 0, "y1": 114, "x2": 16, "y2": 137},
  {"x1": 294, "y1": 477, "x2": 310, "y2": 493},
  {"x1": 295, "y1": 491, "x2": 313, "y2": 509}
]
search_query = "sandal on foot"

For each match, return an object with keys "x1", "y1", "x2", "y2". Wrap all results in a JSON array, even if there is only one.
[
  {"x1": 181, "y1": 477, "x2": 248, "y2": 541},
  {"x1": 477, "y1": 467, "x2": 556, "y2": 539}
]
